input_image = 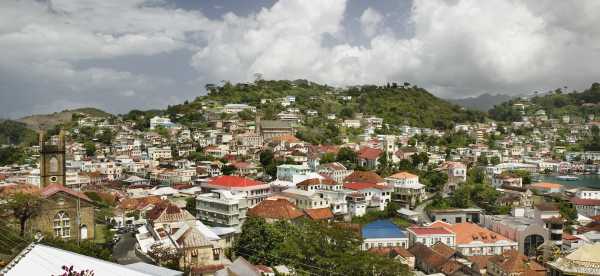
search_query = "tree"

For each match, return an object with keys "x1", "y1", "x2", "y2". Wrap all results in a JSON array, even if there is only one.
[
  {"x1": 320, "y1": 152, "x2": 336, "y2": 163},
  {"x1": 147, "y1": 243, "x2": 181, "y2": 270},
  {"x1": 490, "y1": 156, "x2": 501, "y2": 165},
  {"x1": 336, "y1": 147, "x2": 357, "y2": 169},
  {"x1": 97, "y1": 129, "x2": 114, "y2": 145},
  {"x1": 185, "y1": 197, "x2": 197, "y2": 217},
  {"x1": 237, "y1": 109, "x2": 255, "y2": 121},
  {"x1": 55, "y1": 265, "x2": 95, "y2": 276},
  {"x1": 221, "y1": 165, "x2": 236, "y2": 175},
  {"x1": 259, "y1": 149, "x2": 275, "y2": 167},
  {"x1": 1, "y1": 191, "x2": 43, "y2": 236},
  {"x1": 84, "y1": 141, "x2": 96, "y2": 157},
  {"x1": 411, "y1": 152, "x2": 429, "y2": 169}
]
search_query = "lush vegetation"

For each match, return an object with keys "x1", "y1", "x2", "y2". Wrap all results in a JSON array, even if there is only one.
[
  {"x1": 427, "y1": 167, "x2": 508, "y2": 214},
  {"x1": 490, "y1": 82, "x2": 600, "y2": 121},
  {"x1": 233, "y1": 217, "x2": 410, "y2": 276},
  {"x1": 192, "y1": 80, "x2": 486, "y2": 131},
  {"x1": 0, "y1": 120, "x2": 38, "y2": 146}
]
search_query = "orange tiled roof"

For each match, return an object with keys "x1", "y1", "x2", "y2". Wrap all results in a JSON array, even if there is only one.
[
  {"x1": 448, "y1": 222, "x2": 513, "y2": 245},
  {"x1": 344, "y1": 171, "x2": 383, "y2": 184},
  {"x1": 247, "y1": 199, "x2": 304, "y2": 220},
  {"x1": 388, "y1": 171, "x2": 418, "y2": 179},
  {"x1": 41, "y1": 184, "x2": 92, "y2": 202},
  {"x1": 304, "y1": 208, "x2": 334, "y2": 221},
  {"x1": 530, "y1": 182, "x2": 562, "y2": 189},
  {"x1": 489, "y1": 250, "x2": 545, "y2": 275}
]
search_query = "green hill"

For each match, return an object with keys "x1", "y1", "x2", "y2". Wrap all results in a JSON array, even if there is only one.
[
  {"x1": 167, "y1": 80, "x2": 485, "y2": 130},
  {"x1": 489, "y1": 83, "x2": 600, "y2": 121},
  {"x1": 0, "y1": 120, "x2": 38, "y2": 146},
  {"x1": 18, "y1": 107, "x2": 112, "y2": 131}
]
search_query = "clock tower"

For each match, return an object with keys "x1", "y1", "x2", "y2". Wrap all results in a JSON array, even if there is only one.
[{"x1": 40, "y1": 130, "x2": 66, "y2": 187}]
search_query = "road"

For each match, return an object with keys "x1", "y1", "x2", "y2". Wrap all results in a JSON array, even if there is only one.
[
  {"x1": 414, "y1": 196, "x2": 434, "y2": 224},
  {"x1": 113, "y1": 232, "x2": 152, "y2": 265}
]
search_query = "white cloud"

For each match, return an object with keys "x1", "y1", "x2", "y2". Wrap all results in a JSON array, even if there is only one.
[
  {"x1": 360, "y1": 8, "x2": 383, "y2": 38},
  {"x1": 2, "y1": 0, "x2": 600, "y2": 117},
  {"x1": 190, "y1": 0, "x2": 600, "y2": 98}
]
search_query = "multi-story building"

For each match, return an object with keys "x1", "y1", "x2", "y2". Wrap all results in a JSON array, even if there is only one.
[
  {"x1": 385, "y1": 172, "x2": 425, "y2": 207},
  {"x1": 343, "y1": 182, "x2": 392, "y2": 211},
  {"x1": 223, "y1": 104, "x2": 256, "y2": 114},
  {"x1": 407, "y1": 225, "x2": 456, "y2": 248},
  {"x1": 196, "y1": 189, "x2": 248, "y2": 228},
  {"x1": 201, "y1": 176, "x2": 271, "y2": 207},
  {"x1": 430, "y1": 221, "x2": 518, "y2": 256},
  {"x1": 439, "y1": 161, "x2": 466, "y2": 193},
  {"x1": 317, "y1": 162, "x2": 352, "y2": 184},
  {"x1": 576, "y1": 189, "x2": 600, "y2": 200},
  {"x1": 276, "y1": 164, "x2": 310, "y2": 182},
  {"x1": 147, "y1": 146, "x2": 172, "y2": 160},
  {"x1": 149, "y1": 116, "x2": 175, "y2": 130}
]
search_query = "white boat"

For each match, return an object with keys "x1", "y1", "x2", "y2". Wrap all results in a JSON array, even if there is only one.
[{"x1": 557, "y1": 175, "x2": 579, "y2": 181}]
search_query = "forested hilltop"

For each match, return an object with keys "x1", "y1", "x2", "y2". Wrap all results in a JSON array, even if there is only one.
[
  {"x1": 162, "y1": 79, "x2": 486, "y2": 130},
  {"x1": 489, "y1": 82, "x2": 600, "y2": 122}
]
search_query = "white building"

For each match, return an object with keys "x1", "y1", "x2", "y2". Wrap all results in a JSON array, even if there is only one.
[
  {"x1": 149, "y1": 116, "x2": 174, "y2": 130},
  {"x1": 276, "y1": 164, "x2": 310, "y2": 182},
  {"x1": 407, "y1": 225, "x2": 456, "y2": 247},
  {"x1": 576, "y1": 189, "x2": 600, "y2": 200},
  {"x1": 147, "y1": 146, "x2": 172, "y2": 160},
  {"x1": 223, "y1": 104, "x2": 256, "y2": 114},
  {"x1": 196, "y1": 190, "x2": 248, "y2": 228}
]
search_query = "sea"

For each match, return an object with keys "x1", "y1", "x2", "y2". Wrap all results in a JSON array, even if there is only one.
[{"x1": 537, "y1": 174, "x2": 600, "y2": 189}]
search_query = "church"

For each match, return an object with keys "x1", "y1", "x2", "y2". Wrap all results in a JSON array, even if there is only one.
[{"x1": 29, "y1": 131, "x2": 96, "y2": 241}]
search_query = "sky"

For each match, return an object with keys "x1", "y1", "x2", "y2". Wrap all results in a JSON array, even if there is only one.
[{"x1": 1, "y1": 0, "x2": 600, "y2": 118}]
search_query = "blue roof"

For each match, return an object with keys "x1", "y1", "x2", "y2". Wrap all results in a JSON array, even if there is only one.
[{"x1": 361, "y1": 219, "x2": 406, "y2": 239}]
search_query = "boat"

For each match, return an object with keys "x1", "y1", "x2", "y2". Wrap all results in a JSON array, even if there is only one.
[{"x1": 557, "y1": 175, "x2": 579, "y2": 181}]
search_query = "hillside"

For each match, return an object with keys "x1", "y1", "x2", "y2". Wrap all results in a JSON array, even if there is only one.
[
  {"x1": 448, "y1": 93, "x2": 513, "y2": 112},
  {"x1": 18, "y1": 107, "x2": 111, "y2": 131},
  {"x1": 166, "y1": 80, "x2": 486, "y2": 130},
  {"x1": 489, "y1": 83, "x2": 600, "y2": 121},
  {"x1": 0, "y1": 120, "x2": 38, "y2": 145}
]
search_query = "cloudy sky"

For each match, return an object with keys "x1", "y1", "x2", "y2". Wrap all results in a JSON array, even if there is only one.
[{"x1": 1, "y1": 0, "x2": 599, "y2": 118}]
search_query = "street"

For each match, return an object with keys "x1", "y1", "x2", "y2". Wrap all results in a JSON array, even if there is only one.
[{"x1": 112, "y1": 232, "x2": 153, "y2": 265}]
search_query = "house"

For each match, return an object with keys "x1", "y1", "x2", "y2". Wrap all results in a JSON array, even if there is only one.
[
  {"x1": 344, "y1": 182, "x2": 392, "y2": 211},
  {"x1": 357, "y1": 147, "x2": 383, "y2": 169},
  {"x1": 431, "y1": 221, "x2": 518, "y2": 256},
  {"x1": 246, "y1": 198, "x2": 304, "y2": 223},
  {"x1": 429, "y1": 208, "x2": 483, "y2": 224},
  {"x1": 439, "y1": 161, "x2": 467, "y2": 193},
  {"x1": 547, "y1": 244, "x2": 600, "y2": 275},
  {"x1": 296, "y1": 178, "x2": 348, "y2": 215},
  {"x1": 196, "y1": 190, "x2": 248, "y2": 228},
  {"x1": 223, "y1": 104, "x2": 256, "y2": 114},
  {"x1": 0, "y1": 243, "x2": 183, "y2": 276},
  {"x1": 276, "y1": 164, "x2": 310, "y2": 182},
  {"x1": 202, "y1": 176, "x2": 271, "y2": 207},
  {"x1": 529, "y1": 182, "x2": 562, "y2": 194},
  {"x1": 492, "y1": 172, "x2": 523, "y2": 188},
  {"x1": 317, "y1": 162, "x2": 352, "y2": 184},
  {"x1": 570, "y1": 197, "x2": 600, "y2": 217},
  {"x1": 486, "y1": 250, "x2": 546, "y2": 276},
  {"x1": 368, "y1": 246, "x2": 415, "y2": 270},
  {"x1": 215, "y1": 256, "x2": 274, "y2": 276},
  {"x1": 576, "y1": 189, "x2": 600, "y2": 200},
  {"x1": 150, "y1": 116, "x2": 175, "y2": 130},
  {"x1": 258, "y1": 120, "x2": 294, "y2": 141},
  {"x1": 407, "y1": 225, "x2": 456, "y2": 247},
  {"x1": 385, "y1": 172, "x2": 425, "y2": 207},
  {"x1": 408, "y1": 242, "x2": 466, "y2": 275},
  {"x1": 361, "y1": 220, "x2": 409, "y2": 250},
  {"x1": 140, "y1": 202, "x2": 231, "y2": 272}
]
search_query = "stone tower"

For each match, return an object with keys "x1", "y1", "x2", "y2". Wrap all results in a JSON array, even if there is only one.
[{"x1": 40, "y1": 130, "x2": 66, "y2": 187}]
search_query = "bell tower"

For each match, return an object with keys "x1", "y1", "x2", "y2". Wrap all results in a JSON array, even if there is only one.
[{"x1": 40, "y1": 130, "x2": 66, "y2": 187}]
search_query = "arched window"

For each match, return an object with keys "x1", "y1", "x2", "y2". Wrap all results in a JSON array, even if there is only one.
[
  {"x1": 53, "y1": 211, "x2": 70, "y2": 238},
  {"x1": 49, "y1": 157, "x2": 59, "y2": 173}
]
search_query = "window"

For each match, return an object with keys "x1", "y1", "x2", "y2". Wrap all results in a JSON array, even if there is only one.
[
  {"x1": 53, "y1": 211, "x2": 70, "y2": 238},
  {"x1": 455, "y1": 217, "x2": 462, "y2": 223}
]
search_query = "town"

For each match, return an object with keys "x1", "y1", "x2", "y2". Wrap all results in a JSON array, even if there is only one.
[{"x1": 0, "y1": 79, "x2": 599, "y2": 275}]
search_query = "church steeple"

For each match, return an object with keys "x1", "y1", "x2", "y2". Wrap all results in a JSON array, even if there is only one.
[{"x1": 39, "y1": 130, "x2": 66, "y2": 187}]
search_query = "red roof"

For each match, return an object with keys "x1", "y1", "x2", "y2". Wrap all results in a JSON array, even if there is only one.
[
  {"x1": 304, "y1": 208, "x2": 334, "y2": 221},
  {"x1": 247, "y1": 199, "x2": 304, "y2": 220},
  {"x1": 408, "y1": 226, "x2": 454, "y2": 236},
  {"x1": 358, "y1": 147, "x2": 383, "y2": 160},
  {"x1": 344, "y1": 182, "x2": 392, "y2": 191},
  {"x1": 41, "y1": 184, "x2": 92, "y2": 202},
  {"x1": 208, "y1": 175, "x2": 263, "y2": 187},
  {"x1": 344, "y1": 171, "x2": 384, "y2": 184},
  {"x1": 570, "y1": 197, "x2": 600, "y2": 206}
]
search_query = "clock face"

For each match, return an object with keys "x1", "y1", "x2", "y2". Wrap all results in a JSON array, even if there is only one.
[{"x1": 50, "y1": 176, "x2": 58, "y2": 182}]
